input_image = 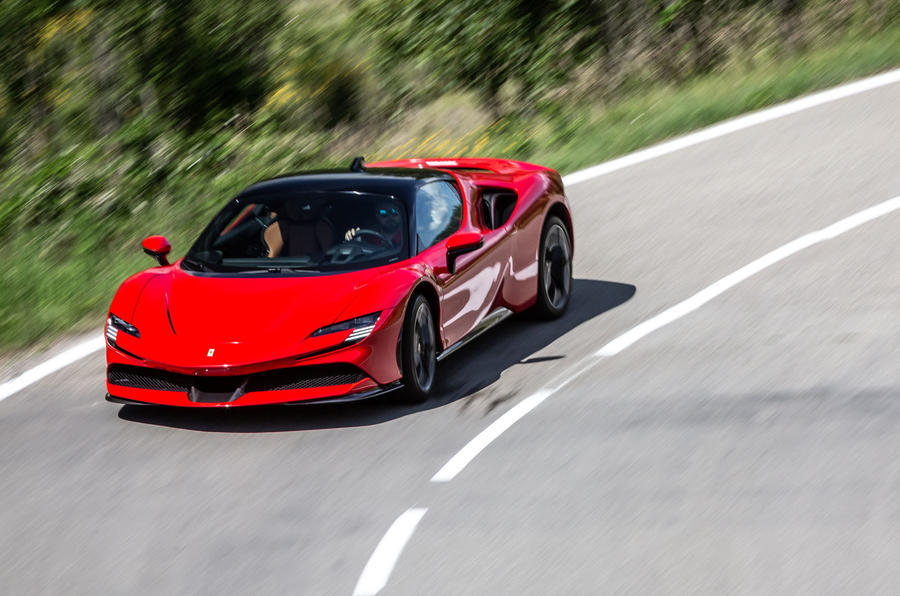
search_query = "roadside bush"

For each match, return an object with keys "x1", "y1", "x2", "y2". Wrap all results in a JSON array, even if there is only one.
[{"x1": 1, "y1": 0, "x2": 899, "y2": 349}]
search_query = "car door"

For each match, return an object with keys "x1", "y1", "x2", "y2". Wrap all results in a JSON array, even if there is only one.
[{"x1": 413, "y1": 181, "x2": 510, "y2": 348}]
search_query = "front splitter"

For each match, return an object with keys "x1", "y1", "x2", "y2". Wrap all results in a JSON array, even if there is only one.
[{"x1": 106, "y1": 381, "x2": 404, "y2": 408}]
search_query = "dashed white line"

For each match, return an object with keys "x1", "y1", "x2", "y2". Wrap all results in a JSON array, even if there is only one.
[
  {"x1": 432, "y1": 389, "x2": 553, "y2": 482},
  {"x1": 369, "y1": 192, "x2": 900, "y2": 589},
  {"x1": 594, "y1": 195, "x2": 900, "y2": 357},
  {"x1": 353, "y1": 508, "x2": 428, "y2": 596},
  {"x1": 431, "y1": 195, "x2": 900, "y2": 483}
]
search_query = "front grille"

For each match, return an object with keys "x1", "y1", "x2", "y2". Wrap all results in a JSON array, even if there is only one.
[
  {"x1": 192, "y1": 376, "x2": 244, "y2": 394},
  {"x1": 109, "y1": 363, "x2": 366, "y2": 395},
  {"x1": 247, "y1": 364, "x2": 365, "y2": 392},
  {"x1": 108, "y1": 365, "x2": 189, "y2": 392},
  {"x1": 189, "y1": 376, "x2": 246, "y2": 403}
]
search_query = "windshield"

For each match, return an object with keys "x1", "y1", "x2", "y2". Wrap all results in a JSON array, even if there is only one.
[{"x1": 183, "y1": 192, "x2": 408, "y2": 273}]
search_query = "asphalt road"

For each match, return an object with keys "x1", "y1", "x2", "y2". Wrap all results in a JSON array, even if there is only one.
[{"x1": 1, "y1": 77, "x2": 898, "y2": 595}]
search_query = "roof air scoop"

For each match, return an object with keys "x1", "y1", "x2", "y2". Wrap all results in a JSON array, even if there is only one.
[{"x1": 350, "y1": 156, "x2": 366, "y2": 172}]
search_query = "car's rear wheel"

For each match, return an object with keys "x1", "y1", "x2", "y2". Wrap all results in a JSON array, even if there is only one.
[
  {"x1": 533, "y1": 215, "x2": 572, "y2": 318},
  {"x1": 397, "y1": 294, "x2": 437, "y2": 403}
]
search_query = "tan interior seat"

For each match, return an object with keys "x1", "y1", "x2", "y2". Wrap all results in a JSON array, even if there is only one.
[{"x1": 264, "y1": 217, "x2": 334, "y2": 258}]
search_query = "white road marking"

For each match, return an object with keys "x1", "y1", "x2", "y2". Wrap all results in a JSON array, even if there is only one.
[
  {"x1": 431, "y1": 195, "x2": 900, "y2": 483},
  {"x1": 350, "y1": 71, "x2": 900, "y2": 592},
  {"x1": 353, "y1": 508, "x2": 428, "y2": 596},
  {"x1": 0, "y1": 336, "x2": 105, "y2": 403},
  {"x1": 431, "y1": 390, "x2": 553, "y2": 482},
  {"x1": 1, "y1": 69, "x2": 898, "y2": 404},
  {"x1": 594, "y1": 196, "x2": 900, "y2": 357},
  {"x1": 561, "y1": 68, "x2": 900, "y2": 186}
]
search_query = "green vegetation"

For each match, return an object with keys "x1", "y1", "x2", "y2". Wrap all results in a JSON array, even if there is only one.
[
  {"x1": 1, "y1": 0, "x2": 899, "y2": 351},
  {"x1": 532, "y1": 27, "x2": 900, "y2": 173}
]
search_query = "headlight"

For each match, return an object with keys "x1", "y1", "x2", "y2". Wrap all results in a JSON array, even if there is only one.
[
  {"x1": 106, "y1": 314, "x2": 140, "y2": 344},
  {"x1": 311, "y1": 312, "x2": 381, "y2": 342}
]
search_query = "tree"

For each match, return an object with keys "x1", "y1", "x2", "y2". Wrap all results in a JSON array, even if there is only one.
[{"x1": 360, "y1": 0, "x2": 577, "y2": 116}]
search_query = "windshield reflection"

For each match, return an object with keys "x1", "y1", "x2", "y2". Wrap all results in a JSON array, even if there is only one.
[{"x1": 184, "y1": 192, "x2": 408, "y2": 273}]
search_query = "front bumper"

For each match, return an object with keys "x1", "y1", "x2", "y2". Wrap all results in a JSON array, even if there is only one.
[
  {"x1": 106, "y1": 381, "x2": 404, "y2": 407},
  {"x1": 105, "y1": 310, "x2": 405, "y2": 408}
]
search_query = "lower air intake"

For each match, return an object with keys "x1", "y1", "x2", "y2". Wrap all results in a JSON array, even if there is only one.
[
  {"x1": 108, "y1": 365, "x2": 189, "y2": 392},
  {"x1": 247, "y1": 365, "x2": 365, "y2": 392},
  {"x1": 109, "y1": 364, "x2": 367, "y2": 397}
]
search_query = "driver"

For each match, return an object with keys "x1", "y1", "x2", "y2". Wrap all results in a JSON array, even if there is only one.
[{"x1": 344, "y1": 201, "x2": 404, "y2": 247}]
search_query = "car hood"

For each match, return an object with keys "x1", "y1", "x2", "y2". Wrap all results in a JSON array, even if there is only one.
[{"x1": 128, "y1": 266, "x2": 388, "y2": 368}]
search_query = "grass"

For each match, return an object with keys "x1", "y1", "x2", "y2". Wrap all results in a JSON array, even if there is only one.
[
  {"x1": 486, "y1": 27, "x2": 900, "y2": 174},
  {"x1": 2, "y1": 26, "x2": 899, "y2": 353}
]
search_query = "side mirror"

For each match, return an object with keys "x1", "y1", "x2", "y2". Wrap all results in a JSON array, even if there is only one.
[
  {"x1": 142, "y1": 235, "x2": 172, "y2": 266},
  {"x1": 446, "y1": 232, "x2": 483, "y2": 274}
]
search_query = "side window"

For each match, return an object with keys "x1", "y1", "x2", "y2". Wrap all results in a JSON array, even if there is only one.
[{"x1": 415, "y1": 182, "x2": 462, "y2": 252}]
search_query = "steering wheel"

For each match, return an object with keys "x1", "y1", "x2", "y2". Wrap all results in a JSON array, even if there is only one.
[
  {"x1": 327, "y1": 243, "x2": 366, "y2": 264},
  {"x1": 349, "y1": 228, "x2": 392, "y2": 246}
]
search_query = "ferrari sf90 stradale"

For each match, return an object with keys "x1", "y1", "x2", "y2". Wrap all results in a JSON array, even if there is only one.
[{"x1": 106, "y1": 157, "x2": 573, "y2": 406}]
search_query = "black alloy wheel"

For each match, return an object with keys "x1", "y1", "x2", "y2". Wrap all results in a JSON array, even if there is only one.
[
  {"x1": 534, "y1": 216, "x2": 572, "y2": 318},
  {"x1": 398, "y1": 294, "x2": 437, "y2": 403}
]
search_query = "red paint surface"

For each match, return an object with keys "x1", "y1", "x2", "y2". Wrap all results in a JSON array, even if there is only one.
[{"x1": 107, "y1": 158, "x2": 573, "y2": 406}]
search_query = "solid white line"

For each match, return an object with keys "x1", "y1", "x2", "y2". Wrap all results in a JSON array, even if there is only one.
[
  {"x1": 3, "y1": 69, "x2": 899, "y2": 406},
  {"x1": 0, "y1": 336, "x2": 105, "y2": 402},
  {"x1": 560, "y1": 68, "x2": 900, "y2": 186},
  {"x1": 431, "y1": 195, "x2": 900, "y2": 483},
  {"x1": 353, "y1": 508, "x2": 428, "y2": 596}
]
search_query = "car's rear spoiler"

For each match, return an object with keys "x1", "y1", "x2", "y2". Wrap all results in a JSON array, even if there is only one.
[{"x1": 368, "y1": 157, "x2": 550, "y2": 176}]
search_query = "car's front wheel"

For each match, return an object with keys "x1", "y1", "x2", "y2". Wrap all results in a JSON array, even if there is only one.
[{"x1": 397, "y1": 294, "x2": 437, "y2": 403}]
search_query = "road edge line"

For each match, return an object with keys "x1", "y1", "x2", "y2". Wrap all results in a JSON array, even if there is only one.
[
  {"x1": 0, "y1": 336, "x2": 105, "y2": 402},
  {"x1": 561, "y1": 68, "x2": 900, "y2": 186},
  {"x1": 3, "y1": 67, "x2": 899, "y2": 404}
]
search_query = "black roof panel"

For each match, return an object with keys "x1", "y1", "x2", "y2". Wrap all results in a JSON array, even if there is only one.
[{"x1": 240, "y1": 168, "x2": 455, "y2": 198}]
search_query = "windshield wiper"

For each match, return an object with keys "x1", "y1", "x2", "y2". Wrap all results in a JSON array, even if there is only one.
[
  {"x1": 251, "y1": 265, "x2": 318, "y2": 274},
  {"x1": 256, "y1": 266, "x2": 319, "y2": 274},
  {"x1": 185, "y1": 259, "x2": 318, "y2": 274}
]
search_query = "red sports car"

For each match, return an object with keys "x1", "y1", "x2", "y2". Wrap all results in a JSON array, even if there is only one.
[{"x1": 105, "y1": 157, "x2": 573, "y2": 407}]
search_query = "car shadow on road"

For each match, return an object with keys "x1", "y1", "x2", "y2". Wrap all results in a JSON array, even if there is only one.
[{"x1": 117, "y1": 278, "x2": 635, "y2": 432}]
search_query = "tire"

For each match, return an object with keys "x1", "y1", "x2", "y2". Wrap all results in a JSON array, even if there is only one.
[
  {"x1": 396, "y1": 294, "x2": 437, "y2": 403},
  {"x1": 533, "y1": 215, "x2": 572, "y2": 318}
]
